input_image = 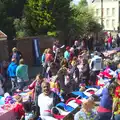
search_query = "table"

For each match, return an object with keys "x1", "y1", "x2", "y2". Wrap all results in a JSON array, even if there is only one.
[{"x1": 0, "y1": 109, "x2": 16, "y2": 120}]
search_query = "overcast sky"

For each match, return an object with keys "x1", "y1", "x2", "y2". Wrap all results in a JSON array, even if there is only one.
[{"x1": 73, "y1": 0, "x2": 92, "y2": 5}]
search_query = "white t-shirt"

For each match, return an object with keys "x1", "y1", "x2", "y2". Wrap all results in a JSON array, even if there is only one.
[
  {"x1": 90, "y1": 55, "x2": 102, "y2": 71},
  {"x1": 38, "y1": 92, "x2": 54, "y2": 117}
]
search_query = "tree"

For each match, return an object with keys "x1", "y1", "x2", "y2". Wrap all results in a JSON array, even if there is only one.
[
  {"x1": 14, "y1": 0, "x2": 72, "y2": 37},
  {"x1": 0, "y1": 0, "x2": 26, "y2": 39},
  {"x1": 79, "y1": 0, "x2": 88, "y2": 6},
  {"x1": 68, "y1": 1, "x2": 102, "y2": 40}
]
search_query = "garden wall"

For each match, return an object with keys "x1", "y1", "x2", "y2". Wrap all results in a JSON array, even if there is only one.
[{"x1": 15, "y1": 36, "x2": 57, "y2": 66}]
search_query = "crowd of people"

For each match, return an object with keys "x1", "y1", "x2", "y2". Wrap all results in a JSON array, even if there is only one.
[{"x1": 0, "y1": 32, "x2": 120, "y2": 120}]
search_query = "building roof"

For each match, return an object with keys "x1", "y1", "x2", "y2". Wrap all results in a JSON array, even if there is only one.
[{"x1": 0, "y1": 30, "x2": 7, "y2": 38}]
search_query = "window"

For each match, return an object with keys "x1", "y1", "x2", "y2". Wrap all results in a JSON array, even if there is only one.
[
  {"x1": 112, "y1": 8, "x2": 115, "y2": 16},
  {"x1": 112, "y1": 19, "x2": 115, "y2": 27},
  {"x1": 106, "y1": 20, "x2": 109, "y2": 28},
  {"x1": 106, "y1": 8, "x2": 109, "y2": 16}
]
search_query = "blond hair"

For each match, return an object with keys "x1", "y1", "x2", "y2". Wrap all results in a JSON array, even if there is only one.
[
  {"x1": 12, "y1": 47, "x2": 17, "y2": 52},
  {"x1": 44, "y1": 49, "x2": 48, "y2": 54},
  {"x1": 82, "y1": 99, "x2": 95, "y2": 109},
  {"x1": 19, "y1": 58, "x2": 24, "y2": 64}
]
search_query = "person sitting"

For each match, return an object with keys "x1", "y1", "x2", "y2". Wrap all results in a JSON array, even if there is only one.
[
  {"x1": 14, "y1": 95, "x2": 25, "y2": 120},
  {"x1": 74, "y1": 98, "x2": 98, "y2": 120},
  {"x1": 23, "y1": 101, "x2": 35, "y2": 120}
]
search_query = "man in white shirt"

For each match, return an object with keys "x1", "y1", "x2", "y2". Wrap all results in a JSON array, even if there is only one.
[
  {"x1": 38, "y1": 81, "x2": 60, "y2": 120},
  {"x1": 89, "y1": 51, "x2": 102, "y2": 85}
]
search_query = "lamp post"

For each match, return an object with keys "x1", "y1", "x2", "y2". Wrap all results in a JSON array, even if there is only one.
[{"x1": 101, "y1": 0, "x2": 103, "y2": 27}]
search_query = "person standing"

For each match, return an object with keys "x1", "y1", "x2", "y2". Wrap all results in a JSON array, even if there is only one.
[
  {"x1": 7, "y1": 59, "x2": 18, "y2": 94},
  {"x1": 112, "y1": 78, "x2": 120, "y2": 120},
  {"x1": 45, "y1": 48, "x2": 53, "y2": 67},
  {"x1": 116, "y1": 34, "x2": 120, "y2": 47},
  {"x1": 73, "y1": 41, "x2": 79, "y2": 57},
  {"x1": 16, "y1": 59, "x2": 29, "y2": 91},
  {"x1": 96, "y1": 86, "x2": 113, "y2": 120},
  {"x1": 64, "y1": 46, "x2": 70, "y2": 61},
  {"x1": 107, "y1": 33, "x2": 113, "y2": 50},
  {"x1": 38, "y1": 81, "x2": 60, "y2": 120},
  {"x1": 89, "y1": 51, "x2": 102, "y2": 85},
  {"x1": 104, "y1": 37, "x2": 108, "y2": 50},
  {"x1": 41, "y1": 49, "x2": 48, "y2": 76},
  {"x1": 28, "y1": 74, "x2": 43, "y2": 118},
  {"x1": 88, "y1": 35, "x2": 94, "y2": 52},
  {"x1": 11, "y1": 47, "x2": 22, "y2": 64},
  {"x1": 79, "y1": 58, "x2": 90, "y2": 86}
]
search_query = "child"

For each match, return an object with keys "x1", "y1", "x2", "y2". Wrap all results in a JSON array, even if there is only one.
[
  {"x1": 23, "y1": 101, "x2": 35, "y2": 120},
  {"x1": 14, "y1": 95, "x2": 25, "y2": 120},
  {"x1": 28, "y1": 74, "x2": 43, "y2": 118}
]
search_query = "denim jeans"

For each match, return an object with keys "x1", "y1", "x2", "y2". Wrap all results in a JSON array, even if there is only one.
[
  {"x1": 10, "y1": 77, "x2": 17, "y2": 94},
  {"x1": 18, "y1": 82, "x2": 25, "y2": 91},
  {"x1": 11, "y1": 77, "x2": 17, "y2": 89},
  {"x1": 114, "y1": 114, "x2": 120, "y2": 120},
  {"x1": 108, "y1": 43, "x2": 112, "y2": 50}
]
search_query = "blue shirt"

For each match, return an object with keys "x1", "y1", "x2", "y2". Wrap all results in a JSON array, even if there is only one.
[
  {"x1": 64, "y1": 51, "x2": 70, "y2": 61},
  {"x1": 41, "y1": 53, "x2": 45, "y2": 63},
  {"x1": 7, "y1": 62, "x2": 17, "y2": 77},
  {"x1": 98, "y1": 88, "x2": 112, "y2": 110}
]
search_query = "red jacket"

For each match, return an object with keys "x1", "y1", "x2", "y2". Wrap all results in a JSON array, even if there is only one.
[
  {"x1": 14, "y1": 103, "x2": 25, "y2": 119},
  {"x1": 28, "y1": 80, "x2": 36, "y2": 100}
]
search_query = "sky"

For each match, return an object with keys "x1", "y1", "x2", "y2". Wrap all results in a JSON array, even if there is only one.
[{"x1": 73, "y1": 0, "x2": 92, "y2": 5}]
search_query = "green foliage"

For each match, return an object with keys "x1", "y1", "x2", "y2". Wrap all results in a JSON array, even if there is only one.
[
  {"x1": 14, "y1": 18, "x2": 29, "y2": 37},
  {"x1": 0, "y1": 0, "x2": 101, "y2": 40},
  {"x1": 79, "y1": 0, "x2": 88, "y2": 6},
  {"x1": 68, "y1": 1, "x2": 102, "y2": 39},
  {"x1": 15, "y1": 0, "x2": 72, "y2": 36},
  {"x1": 47, "y1": 31, "x2": 57, "y2": 37},
  {"x1": 0, "y1": 0, "x2": 26, "y2": 39},
  {"x1": 24, "y1": 0, "x2": 56, "y2": 35}
]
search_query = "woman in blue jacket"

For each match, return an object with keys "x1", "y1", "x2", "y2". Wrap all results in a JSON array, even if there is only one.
[{"x1": 7, "y1": 59, "x2": 18, "y2": 93}]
